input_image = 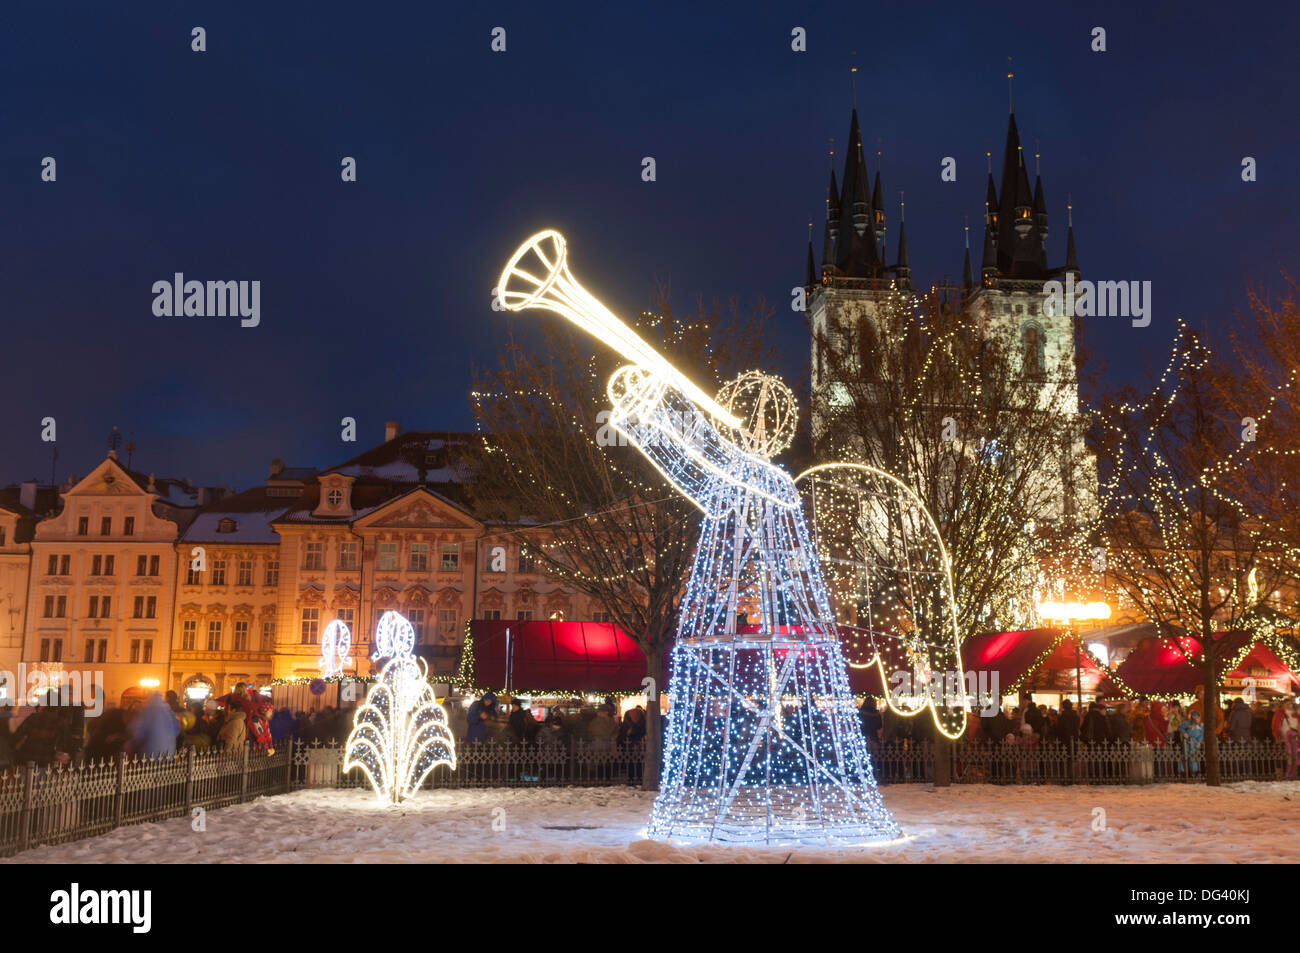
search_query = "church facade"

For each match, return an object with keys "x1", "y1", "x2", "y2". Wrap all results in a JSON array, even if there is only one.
[{"x1": 805, "y1": 97, "x2": 1094, "y2": 522}]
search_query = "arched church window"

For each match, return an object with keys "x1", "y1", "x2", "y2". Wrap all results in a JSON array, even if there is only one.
[{"x1": 1021, "y1": 323, "x2": 1046, "y2": 380}]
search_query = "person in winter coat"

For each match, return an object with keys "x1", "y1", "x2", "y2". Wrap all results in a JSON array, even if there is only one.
[
  {"x1": 1056, "y1": 700, "x2": 1080, "y2": 743},
  {"x1": 1227, "y1": 697, "x2": 1253, "y2": 743},
  {"x1": 130, "y1": 693, "x2": 180, "y2": 759},
  {"x1": 1178, "y1": 709, "x2": 1205, "y2": 774},
  {"x1": 1251, "y1": 702, "x2": 1272, "y2": 741},
  {"x1": 506, "y1": 698, "x2": 533, "y2": 744},
  {"x1": 12, "y1": 697, "x2": 79, "y2": 766},
  {"x1": 218, "y1": 707, "x2": 247, "y2": 750},
  {"x1": 588, "y1": 705, "x2": 619, "y2": 751},
  {"x1": 1107, "y1": 703, "x2": 1131, "y2": 746},
  {"x1": 465, "y1": 691, "x2": 497, "y2": 744},
  {"x1": 246, "y1": 706, "x2": 273, "y2": 751},
  {"x1": 1143, "y1": 700, "x2": 1168, "y2": 746},
  {"x1": 86, "y1": 709, "x2": 131, "y2": 761},
  {"x1": 1165, "y1": 701, "x2": 1185, "y2": 743},
  {"x1": 0, "y1": 712, "x2": 15, "y2": 771},
  {"x1": 1275, "y1": 700, "x2": 1300, "y2": 779},
  {"x1": 269, "y1": 708, "x2": 296, "y2": 746},
  {"x1": 1081, "y1": 702, "x2": 1110, "y2": 745}
]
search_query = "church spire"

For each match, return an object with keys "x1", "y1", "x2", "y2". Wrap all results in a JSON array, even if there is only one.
[
  {"x1": 822, "y1": 142, "x2": 839, "y2": 274},
  {"x1": 1065, "y1": 196, "x2": 1079, "y2": 275},
  {"x1": 894, "y1": 193, "x2": 909, "y2": 289},
  {"x1": 805, "y1": 220, "x2": 817, "y2": 288},
  {"x1": 836, "y1": 107, "x2": 878, "y2": 275},
  {"x1": 962, "y1": 220, "x2": 974, "y2": 291}
]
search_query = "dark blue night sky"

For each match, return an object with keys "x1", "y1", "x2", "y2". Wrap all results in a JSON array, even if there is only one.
[{"x1": 3, "y1": 0, "x2": 1298, "y2": 490}]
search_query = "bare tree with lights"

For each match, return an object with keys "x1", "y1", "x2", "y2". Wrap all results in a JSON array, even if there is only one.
[
  {"x1": 1095, "y1": 321, "x2": 1298, "y2": 785},
  {"x1": 810, "y1": 286, "x2": 1099, "y2": 651}
]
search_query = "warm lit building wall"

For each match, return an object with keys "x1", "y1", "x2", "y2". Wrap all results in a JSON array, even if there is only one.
[
  {"x1": 171, "y1": 498, "x2": 280, "y2": 701},
  {"x1": 21, "y1": 456, "x2": 192, "y2": 707}
]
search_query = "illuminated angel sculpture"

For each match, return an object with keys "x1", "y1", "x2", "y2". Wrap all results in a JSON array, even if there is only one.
[
  {"x1": 344, "y1": 611, "x2": 456, "y2": 803},
  {"x1": 499, "y1": 230, "x2": 902, "y2": 845},
  {"x1": 318, "y1": 619, "x2": 353, "y2": 677}
]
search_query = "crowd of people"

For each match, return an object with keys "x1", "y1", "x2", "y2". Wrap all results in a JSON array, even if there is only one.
[
  {"x1": 0, "y1": 685, "x2": 364, "y2": 773},
  {"x1": 463, "y1": 691, "x2": 647, "y2": 748},
  {"x1": 461, "y1": 691, "x2": 649, "y2": 783},
  {"x1": 859, "y1": 691, "x2": 1300, "y2": 779}
]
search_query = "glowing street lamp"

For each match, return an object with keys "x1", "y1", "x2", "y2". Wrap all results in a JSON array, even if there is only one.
[{"x1": 1037, "y1": 601, "x2": 1112, "y2": 708}]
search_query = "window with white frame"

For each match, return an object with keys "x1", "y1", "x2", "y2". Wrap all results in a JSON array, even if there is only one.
[
  {"x1": 300, "y1": 608, "x2": 319, "y2": 644},
  {"x1": 304, "y1": 541, "x2": 324, "y2": 571},
  {"x1": 338, "y1": 541, "x2": 359, "y2": 571}
]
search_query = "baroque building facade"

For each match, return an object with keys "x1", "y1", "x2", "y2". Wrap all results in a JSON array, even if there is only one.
[{"x1": 0, "y1": 423, "x2": 599, "y2": 708}]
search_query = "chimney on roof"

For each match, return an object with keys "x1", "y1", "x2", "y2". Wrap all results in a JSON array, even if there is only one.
[
  {"x1": 19, "y1": 481, "x2": 36, "y2": 511},
  {"x1": 269, "y1": 458, "x2": 284, "y2": 478},
  {"x1": 385, "y1": 421, "x2": 400, "y2": 442}
]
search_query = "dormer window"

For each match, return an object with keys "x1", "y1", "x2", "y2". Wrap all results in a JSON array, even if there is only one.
[
  {"x1": 327, "y1": 489, "x2": 343, "y2": 507},
  {"x1": 217, "y1": 518, "x2": 237, "y2": 534}
]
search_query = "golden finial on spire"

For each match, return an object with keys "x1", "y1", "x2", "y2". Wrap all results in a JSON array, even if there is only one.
[
  {"x1": 850, "y1": 53, "x2": 858, "y2": 108},
  {"x1": 898, "y1": 189, "x2": 904, "y2": 221},
  {"x1": 1007, "y1": 56, "x2": 1014, "y2": 111}
]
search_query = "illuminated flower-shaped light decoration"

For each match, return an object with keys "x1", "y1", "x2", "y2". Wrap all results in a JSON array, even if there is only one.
[
  {"x1": 319, "y1": 619, "x2": 354, "y2": 677},
  {"x1": 344, "y1": 611, "x2": 455, "y2": 803}
]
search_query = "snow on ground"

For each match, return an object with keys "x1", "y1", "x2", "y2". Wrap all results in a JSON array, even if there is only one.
[{"x1": 8, "y1": 782, "x2": 1300, "y2": 864}]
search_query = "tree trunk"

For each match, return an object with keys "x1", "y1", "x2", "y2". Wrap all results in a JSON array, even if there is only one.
[
  {"x1": 642, "y1": 645, "x2": 663, "y2": 792},
  {"x1": 1204, "y1": 656, "x2": 1221, "y2": 786}
]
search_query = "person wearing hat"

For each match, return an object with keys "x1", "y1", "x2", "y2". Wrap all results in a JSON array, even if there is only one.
[{"x1": 466, "y1": 690, "x2": 497, "y2": 744}]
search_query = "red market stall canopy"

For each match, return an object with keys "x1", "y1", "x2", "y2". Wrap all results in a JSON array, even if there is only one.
[
  {"x1": 1109, "y1": 632, "x2": 1300, "y2": 698},
  {"x1": 846, "y1": 628, "x2": 1108, "y2": 697},
  {"x1": 465, "y1": 620, "x2": 654, "y2": 694}
]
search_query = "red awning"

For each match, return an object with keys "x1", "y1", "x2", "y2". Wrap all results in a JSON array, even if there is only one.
[
  {"x1": 847, "y1": 628, "x2": 1107, "y2": 696},
  {"x1": 1112, "y1": 632, "x2": 1300, "y2": 696},
  {"x1": 468, "y1": 620, "x2": 651, "y2": 693}
]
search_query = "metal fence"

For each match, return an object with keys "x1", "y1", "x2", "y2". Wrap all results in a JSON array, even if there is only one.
[
  {"x1": 0, "y1": 745, "x2": 292, "y2": 859},
  {"x1": 1, "y1": 737, "x2": 1294, "y2": 858},
  {"x1": 873, "y1": 739, "x2": 1298, "y2": 786},
  {"x1": 289, "y1": 739, "x2": 647, "y2": 790}
]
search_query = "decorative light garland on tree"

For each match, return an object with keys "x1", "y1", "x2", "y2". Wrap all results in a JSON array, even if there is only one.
[{"x1": 343, "y1": 611, "x2": 457, "y2": 803}]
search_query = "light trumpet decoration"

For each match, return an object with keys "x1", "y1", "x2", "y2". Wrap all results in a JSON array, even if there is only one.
[
  {"x1": 498, "y1": 232, "x2": 901, "y2": 846},
  {"x1": 497, "y1": 229, "x2": 741, "y2": 429}
]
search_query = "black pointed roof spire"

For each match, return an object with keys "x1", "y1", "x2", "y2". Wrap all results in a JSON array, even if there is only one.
[
  {"x1": 962, "y1": 220, "x2": 974, "y2": 290},
  {"x1": 985, "y1": 151, "x2": 998, "y2": 227},
  {"x1": 895, "y1": 192, "x2": 909, "y2": 289},
  {"x1": 836, "y1": 105, "x2": 878, "y2": 275},
  {"x1": 981, "y1": 209, "x2": 997, "y2": 285},
  {"x1": 822, "y1": 140, "x2": 839, "y2": 272},
  {"x1": 1065, "y1": 195, "x2": 1079, "y2": 274},
  {"x1": 805, "y1": 220, "x2": 817, "y2": 288}
]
